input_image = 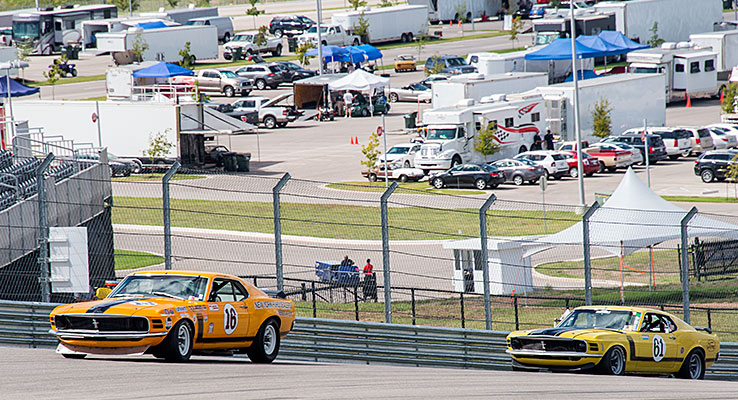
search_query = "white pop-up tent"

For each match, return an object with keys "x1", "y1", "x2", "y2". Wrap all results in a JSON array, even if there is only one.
[
  {"x1": 328, "y1": 69, "x2": 389, "y2": 92},
  {"x1": 524, "y1": 168, "x2": 738, "y2": 257}
]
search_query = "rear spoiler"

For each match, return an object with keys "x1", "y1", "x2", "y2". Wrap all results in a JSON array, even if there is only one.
[
  {"x1": 263, "y1": 289, "x2": 286, "y2": 299},
  {"x1": 694, "y1": 326, "x2": 712, "y2": 334}
]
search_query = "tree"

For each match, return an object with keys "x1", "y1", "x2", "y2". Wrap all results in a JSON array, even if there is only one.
[
  {"x1": 165, "y1": 0, "x2": 179, "y2": 8},
  {"x1": 474, "y1": 120, "x2": 501, "y2": 156},
  {"x1": 352, "y1": 12, "x2": 370, "y2": 43},
  {"x1": 16, "y1": 41, "x2": 31, "y2": 82},
  {"x1": 113, "y1": 0, "x2": 140, "y2": 12},
  {"x1": 726, "y1": 153, "x2": 738, "y2": 192},
  {"x1": 361, "y1": 131, "x2": 381, "y2": 171},
  {"x1": 722, "y1": 82, "x2": 738, "y2": 114},
  {"x1": 179, "y1": 41, "x2": 196, "y2": 69},
  {"x1": 131, "y1": 32, "x2": 148, "y2": 62},
  {"x1": 379, "y1": 0, "x2": 393, "y2": 7},
  {"x1": 647, "y1": 22, "x2": 664, "y2": 48},
  {"x1": 592, "y1": 98, "x2": 612, "y2": 138},
  {"x1": 295, "y1": 41, "x2": 316, "y2": 66},
  {"x1": 416, "y1": 19, "x2": 429, "y2": 59},
  {"x1": 349, "y1": 0, "x2": 367, "y2": 10},
  {"x1": 143, "y1": 130, "x2": 174, "y2": 158},
  {"x1": 454, "y1": 3, "x2": 467, "y2": 22},
  {"x1": 254, "y1": 25, "x2": 269, "y2": 46},
  {"x1": 43, "y1": 55, "x2": 64, "y2": 100},
  {"x1": 509, "y1": 16, "x2": 524, "y2": 48},
  {"x1": 246, "y1": 0, "x2": 264, "y2": 29},
  {"x1": 549, "y1": 0, "x2": 561, "y2": 9},
  {"x1": 425, "y1": 55, "x2": 445, "y2": 76},
  {"x1": 195, "y1": 0, "x2": 210, "y2": 6}
]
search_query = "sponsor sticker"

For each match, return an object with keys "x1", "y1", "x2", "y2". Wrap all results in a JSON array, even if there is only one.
[
  {"x1": 175, "y1": 306, "x2": 187, "y2": 312},
  {"x1": 208, "y1": 323, "x2": 214, "y2": 334},
  {"x1": 641, "y1": 334, "x2": 649, "y2": 340},
  {"x1": 165, "y1": 317, "x2": 173, "y2": 329},
  {"x1": 131, "y1": 301, "x2": 157, "y2": 306},
  {"x1": 254, "y1": 302, "x2": 263, "y2": 309},
  {"x1": 160, "y1": 308, "x2": 175, "y2": 316},
  {"x1": 188, "y1": 305, "x2": 207, "y2": 312},
  {"x1": 223, "y1": 304, "x2": 238, "y2": 335},
  {"x1": 278, "y1": 310, "x2": 293, "y2": 317},
  {"x1": 179, "y1": 313, "x2": 189, "y2": 319},
  {"x1": 209, "y1": 304, "x2": 219, "y2": 311},
  {"x1": 652, "y1": 335, "x2": 665, "y2": 362}
]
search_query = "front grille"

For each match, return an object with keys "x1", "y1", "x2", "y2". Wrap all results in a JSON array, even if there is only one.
[
  {"x1": 55, "y1": 315, "x2": 149, "y2": 332},
  {"x1": 510, "y1": 337, "x2": 586, "y2": 353}
]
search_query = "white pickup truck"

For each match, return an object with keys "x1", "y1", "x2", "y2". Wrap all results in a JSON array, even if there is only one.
[
  {"x1": 231, "y1": 94, "x2": 300, "y2": 129},
  {"x1": 223, "y1": 31, "x2": 283, "y2": 60},
  {"x1": 297, "y1": 24, "x2": 360, "y2": 47}
]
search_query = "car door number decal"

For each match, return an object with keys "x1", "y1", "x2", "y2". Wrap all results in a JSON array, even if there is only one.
[
  {"x1": 223, "y1": 304, "x2": 238, "y2": 335},
  {"x1": 652, "y1": 335, "x2": 665, "y2": 362}
]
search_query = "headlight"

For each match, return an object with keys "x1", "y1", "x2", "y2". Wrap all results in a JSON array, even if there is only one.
[
  {"x1": 577, "y1": 341, "x2": 587, "y2": 353},
  {"x1": 510, "y1": 338, "x2": 521, "y2": 349}
]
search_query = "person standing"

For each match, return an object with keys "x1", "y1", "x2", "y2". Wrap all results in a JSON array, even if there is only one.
[
  {"x1": 544, "y1": 129, "x2": 554, "y2": 150},
  {"x1": 532, "y1": 132, "x2": 542, "y2": 150},
  {"x1": 343, "y1": 90, "x2": 354, "y2": 118},
  {"x1": 362, "y1": 258, "x2": 377, "y2": 301}
]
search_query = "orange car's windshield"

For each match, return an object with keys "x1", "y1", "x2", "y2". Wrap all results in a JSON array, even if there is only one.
[{"x1": 110, "y1": 275, "x2": 209, "y2": 301}]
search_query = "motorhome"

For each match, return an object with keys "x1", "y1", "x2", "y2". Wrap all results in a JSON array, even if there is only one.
[
  {"x1": 414, "y1": 93, "x2": 546, "y2": 173},
  {"x1": 431, "y1": 72, "x2": 548, "y2": 108}
]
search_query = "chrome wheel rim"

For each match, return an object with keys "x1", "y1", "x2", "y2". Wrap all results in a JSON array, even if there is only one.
[
  {"x1": 688, "y1": 354, "x2": 702, "y2": 379},
  {"x1": 475, "y1": 179, "x2": 486, "y2": 190},
  {"x1": 611, "y1": 347, "x2": 624, "y2": 374},
  {"x1": 177, "y1": 324, "x2": 190, "y2": 356},
  {"x1": 263, "y1": 324, "x2": 276, "y2": 355}
]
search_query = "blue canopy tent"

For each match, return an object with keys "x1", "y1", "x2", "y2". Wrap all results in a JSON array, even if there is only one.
[
  {"x1": 136, "y1": 21, "x2": 168, "y2": 30},
  {"x1": 356, "y1": 44, "x2": 382, "y2": 61},
  {"x1": 576, "y1": 35, "x2": 627, "y2": 56},
  {"x1": 336, "y1": 46, "x2": 368, "y2": 63},
  {"x1": 132, "y1": 62, "x2": 193, "y2": 78},
  {"x1": 524, "y1": 38, "x2": 604, "y2": 60},
  {"x1": 564, "y1": 69, "x2": 600, "y2": 82},
  {"x1": 0, "y1": 76, "x2": 39, "y2": 97},
  {"x1": 306, "y1": 45, "x2": 348, "y2": 63},
  {"x1": 598, "y1": 31, "x2": 649, "y2": 52}
]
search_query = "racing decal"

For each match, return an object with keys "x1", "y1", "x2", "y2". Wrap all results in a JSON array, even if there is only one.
[
  {"x1": 254, "y1": 302, "x2": 263, "y2": 309},
  {"x1": 528, "y1": 327, "x2": 578, "y2": 336},
  {"x1": 652, "y1": 335, "x2": 665, "y2": 362},
  {"x1": 681, "y1": 347, "x2": 685, "y2": 354},
  {"x1": 197, "y1": 315, "x2": 204, "y2": 341},
  {"x1": 253, "y1": 301, "x2": 292, "y2": 310},
  {"x1": 165, "y1": 317, "x2": 173, "y2": 329},
  {"x1": 86, "y1": 299, "x2": 141, "y2": 314},
  {"x1": 131, "y1": 301, "x2": 157, "y2": 306},
  {"x1": 641, "y1": 335, "x2": 649, "y2": 340},
  {"x1": 517, "y1": 103, "x2": 539, "y2": 117},
  {"x1": 223, "y1": 304, "x2": 238, "y2": 335},
  {"x1": 175, "y1": 306, "x2": 187, "y2": 312},
  {"x1": 209, "y1": 304, "x2": 219, "y2": 311},
  {"x1": 180, "y1": 313, "x2": 189, "y2": 318},
  {"x1": 278, "y1": 310, "x2": 293, "y2": 317},
  {"x1": 208, "y1": 323, "x2": 214, "y2": 334},
  {"x1": 188, "y1": 305, "x2": 207, "y2": 312},
  {"x1": 160, "y1": 308, "x2": 175, "y2": 316},
  {"x1": 495, "y1": 124, "x2": 540, "y2": 144}
]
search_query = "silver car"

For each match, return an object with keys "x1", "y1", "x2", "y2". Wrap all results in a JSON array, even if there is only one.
[
  {"x1": 388, "y1": 83, "x2": 431, "y2": 103},
  {"x1": 681, "y1": 127, "x2": 715, "y2": 155},
  {"x1": 489, "y1": 158, "x2": 545, "y2": 185}
]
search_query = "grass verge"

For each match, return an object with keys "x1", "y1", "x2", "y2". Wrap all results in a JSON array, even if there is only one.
[
  {"x1": 662, "y1": 195, "x2": 738, "y2": 204},
  {"x1": 26, "y1": 74, "x2": 106, "y2": 87},
  {"x1": 114, "y1": 249, "x2": 164, "y2": 270},
  {"x1": 326, "y1": 181, "x2": 485, "y2": 195}
]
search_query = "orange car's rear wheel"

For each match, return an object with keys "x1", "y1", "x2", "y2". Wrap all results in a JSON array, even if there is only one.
[{"x1": 246, "y1": 319, "x2": 280, "y2": 364}]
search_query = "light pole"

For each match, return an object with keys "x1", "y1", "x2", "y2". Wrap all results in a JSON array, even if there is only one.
[
  {"x1": 569, "y1": 1, "x2": 585, "y2": 208},
  {"x1": 316, "y1": 0, "x2": 324, "y2": 74}
]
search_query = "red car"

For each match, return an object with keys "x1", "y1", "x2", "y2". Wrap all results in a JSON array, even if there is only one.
[{"x1": 560, "y1": 150, "x2": 600, "y2": 178}]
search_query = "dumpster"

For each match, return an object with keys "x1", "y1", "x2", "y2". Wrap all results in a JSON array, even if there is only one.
[
  {"x1": 231, "y1": 47, "x2": 243, "y2": 61},
  {"x1": 62, "y1": 44, "x2": 80, "y2": 60},
  {"x1": 403, "y1": 112, "x2": 417, "y2": 129},
  {"x1": 235, "y1": 152, "x2": 251, "y2": 172},
  {"x1": 223, "y1": 152, "x2": 238, "y2": 171},
  {"x1": 287, "y1": 37, "x2": 297, "y2": 53}
]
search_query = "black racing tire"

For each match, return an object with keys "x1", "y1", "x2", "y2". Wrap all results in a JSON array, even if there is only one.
[
  {"x1": 513, "y1": 175, "x2": 524, "y2": 186},
  {"x1": 223, "y1": 85, "x2": 235, "y2": 97},
  {"x1": 246, "y1": 319, "x2": 280, "y2": 364},
  {"x1": 389, "y1": 92, "x2": 399, "y2": 103},
  {"x1": 678, "y1": 349, "x2": 705, "y2": 380},
  {"x1": 432, "y1": 178, "x2": 444, "y2": 189},
  {"x1": 62, "y1": 353, "x2": 87, "y2": 359},
  {"x1": 598, "y1": 346, "x2": 626, "y2": 375},
  {"x1": 255, "y1": 79, "x2": 267, "y2": 90},
  {"x1": 398, "y1": 174, "x2": 408, "y2": 183},
  {"x1": 264, "y1": 115, "x2": 277, "y2": 129},
  {"x1": 161, "y1": 320, "x2": 193, "y2": 362},
  {"x1": 701, "y1": 169, "x2": 714, "y2": 183},
  {"x1": 474, "y1": 178, "x2": 487, "y2": 190}
]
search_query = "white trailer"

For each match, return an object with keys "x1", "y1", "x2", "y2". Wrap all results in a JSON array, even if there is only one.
[
  {"x1": 689, "y1": 30, "x2": 738, "y2": 82},
  {"x1": 533, "y1": 73, "x2": 666, "y2": 143},
  {"x1": 407, "y1": 0, "x2": 502, "y2": 24},
  {"x1": 139, "y1": 6, "x2": 217, "y2": 25},
  {"x1": 415, "y1": 93, "x2": 546, "y2": 172},
  {"x1": 627, "y1": 43, "x2": 719, "y2": 103},
  {"x1": 95, "y1": 25, "x2": 218, "y2": 65},
  {"x1": 78, "y1": 17, "x2": 178, "y2": 52},
  {"x1": 594, "y1": 0, "x2": 723, "y2": 44},
  {"x1": 431, "y1": 72, "x2": 548, "y2": 108},
  {"x1": 467, "y1": 49, "x2": 594, "y2": 84},
  {"x1": 331, "y1": 5, "x2": 428, "y2": 44}
]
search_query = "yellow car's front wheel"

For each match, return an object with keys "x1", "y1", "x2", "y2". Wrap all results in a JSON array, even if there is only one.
[{"x1": 598, "y1": 346, "x2": 626, "y2": 375}]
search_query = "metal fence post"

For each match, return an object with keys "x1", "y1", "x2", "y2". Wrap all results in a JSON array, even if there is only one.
[
  {"x1": 479, "y1": 194, "x2": 496, "y2": 330},
  {"x1": 380, "y1": 182, "x2": 398, "y2": 324},
  {"x1": 272, "y1": 173, "x2": 291, "y2": 291},
  {"x1": 162, "y1": 161, "x2": 180, "y2": 271},
  {"x1": 582, "y1": 201, "x2": 600, "y2": 306},
  {"x1": 681, "y1": 207, "x2": 698, "y2": 324},
  {"x1": 36, "y1": 153, "x2": 54, "y2": 303}
]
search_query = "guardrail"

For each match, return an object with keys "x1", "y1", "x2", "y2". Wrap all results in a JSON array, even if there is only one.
[{"x1": 1, "y1": 300, "x2": 737, "y2": 379}]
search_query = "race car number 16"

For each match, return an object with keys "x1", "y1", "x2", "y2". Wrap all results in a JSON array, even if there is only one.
[
  {"x1": 224, "y1": 304, "x2": 238, "y2": 335},
  {"x1": 652, "y1": 335, "x2": 665, "y2": 362}
]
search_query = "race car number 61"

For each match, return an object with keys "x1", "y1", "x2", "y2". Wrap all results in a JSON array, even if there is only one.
[
  {"x1": 223, "y1": 304, "x2": 238, "y2": 335},
  {"x1": 652, "y1": 335, "x2": 665, "y2": 362}
]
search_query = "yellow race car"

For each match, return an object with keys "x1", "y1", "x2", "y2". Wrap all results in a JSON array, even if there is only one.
[
  {"x1": 394, "y1": 54, "x2": 416, "y2": 72},
  {"x1": 506, "y1": 306, "x2": 719, "y2": 379},
  {"x1": 49, "y1": 271, "x2": 295, "y2": 363}
]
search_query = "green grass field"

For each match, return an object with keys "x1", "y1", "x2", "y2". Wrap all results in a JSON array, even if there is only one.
[
  {"x1": 114, "y1": 249, "x2": 164, "y2": 270},
  {"x1": 326, "y1": 181, "x2": 485, "y2": 195},
  {"x1": 112, "y1": 173, "x2": 205, "y2": 182}
]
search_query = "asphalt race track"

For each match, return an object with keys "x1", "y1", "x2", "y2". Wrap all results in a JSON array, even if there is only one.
[{"x1": 2, "y1": 346, "x2": 736, "y2": 399}]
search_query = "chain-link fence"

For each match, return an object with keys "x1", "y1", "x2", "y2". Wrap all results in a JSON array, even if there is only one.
[{"x1": 3, "y1": 160, "x2": 738, "y2": 340}]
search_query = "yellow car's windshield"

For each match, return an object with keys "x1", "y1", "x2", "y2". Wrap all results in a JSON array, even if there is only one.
[
  {"x1": 558, "y1": 309, "x2": 641, "y2": 331},
  {"x1": 110, "y1": 275, "x2": 209, "y2": 301}
]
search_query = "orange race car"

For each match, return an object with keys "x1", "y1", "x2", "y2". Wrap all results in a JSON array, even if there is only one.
[{"x1": 49, "y1": 271, "x2": 295, "y2": 363}]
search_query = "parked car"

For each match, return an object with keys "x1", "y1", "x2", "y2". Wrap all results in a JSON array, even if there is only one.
[
  {"x1": 186, "y1": 16, "x2": 234, "y2": 43},
  {"x1": 529, "y1": 4, "x2": 548, "y2": 18},
  {"x1": 204, "y1": 144, "x2": 230, "y2": 166},
  {"x1": 581, "y1": 143, "x2": 633, "y2": 172},
  {"x1": 424, "y1": 56, "x2": 476, "y2": 75},
  {"x1": 707, "y1": 127, "x2": 738, "y2": 149},
  {"x1": 514, "y1": 150, "x2": 569, "y2": 180},
  {"x1": 362, "y1": 163, "x2": 425, "y2": 182},
  {"x1": 605, "y1": 134, "x2": 668, "y2": 164},
  {"x1": 350, "y1": 93, "x2": 390, "y2": 117},
  {"x1": 429, "y1": 163, "x2": 505, "y2": 190},
  {"x1": 235, "y1": 64, "x2": 287, "y2": 90},
  {"x1": 602, "y1": 142, "x2": 643, "y2": 165},
  {"x1": 394, "y1": 54, "x2": 416, "y2": 72},
  {"x1": 634, "y1": 127, "x2": 693, "y2": 160},
  {"x1": 388, "y1": 83, "x2": 431, "y2": 103},
  {"x1": 268, "y1": 15, "x2": 315, "y2": 37},
  {"x1": 559, "y1": 150, "x2": 600, "y2": 178},
  {"x1": 693, "y1": 149, "x2": 738, "y2": 182},
  {"x1": 488, "y1": 158, "x2": 545, "y2": 185},
  {"x1": 223, "y1": 31, "x2": 283, "y2": 60},
  {"x1": 706, "y1": 123, "x2": 738, "y2": 142},
  {"x1": 379, "y1": 143, "x2": 422, "y2": 168},
  {"x1": 78, "y1": 152, "x2": 136, "y2": 177},
  {"x1": 177, "y1": 69, "x2": 253, "y2": 97},
  {"x1": 232, "y1": 94, "x2": 299, "y2": 128},
  {"x1": 681, "y1": 127, "x2": 715, "y2": 155},
  {"x1": 273, "y1": 61, "x2": 316, "y2": 82},
  {"x1": 420, "y1": 74, "x2": 449, "y2": 88}
]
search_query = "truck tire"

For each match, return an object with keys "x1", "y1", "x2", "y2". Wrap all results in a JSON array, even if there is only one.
[
  {"x1": 451, "y1": 155, "x2": 461, "y2": 168},
  {"x1": 255, "y1": 79, "x2": 267, "y2": 90},
  {"x1": 223, "y1": 85, "x2": 235, "y2": 97},
  {"x1": 224, "y1": 53, "x2": 232, "y2": 60},
  {"x1": 368, "y1": 173, "x2": 377, "y2": 182},
  {"x1": 272, "y1": 44, "x2": 282, "y2": 57},
  {"x1": 264, "y1": 115, "x2": 277, "y2": 129},
  {"x1": 223, "y1": 32, "x2": 231, "y2": 43},
  {"x1": 398, "y1": 174, "x2": 408, "y2": 183},
  {"x1": 518, "y1": 145, "x2": 527, "y2": 154},
  {"x1": 400, "y1": 33, "x2": 408, "y2": 42},
  {"x1": 353, "y1": 38, "x2": 360, "y2": 46},
  {"x1": 406, "y1": 32, "x2": 413, "y2": 42}
]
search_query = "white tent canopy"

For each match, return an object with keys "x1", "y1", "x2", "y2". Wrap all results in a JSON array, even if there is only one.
[
  {"x1": 524, "y1": 168, "x2": 738, "y2": 257},
  {"x1": 328, "y1": 69, "x2": 389, "y2": 92}
]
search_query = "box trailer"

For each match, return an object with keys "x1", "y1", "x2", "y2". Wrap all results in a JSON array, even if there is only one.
[
  {"x1": 407, "y1": 0, "x2": 502, "y2": 24},
  {"x1": 431, "y1": 72, "x2": 548, "y2": 108},
  {"x1": 689, "y1": 30, "x2": 738, "y2": 82},
  {"x1": 139, "y1": 6, "x2": 217, "y2": 25},
  {"x1": 594, "y1": 0, "x2": 723, "y2": 44},
  {"x1": 467, "y1": 49, "x2": 594, "y2": 84},
  {"x1": 331, "y1": 5, "x2": 428, "y2": 44},
  {"x1": 533, "y1": 73, "x2": 666, "y2": 143},
  {"x1": 79, "y1": 17, "x2": 177, "y2": 51},
  {"x1": 95, "y1": 25, "x2": 218, "y2": 65}
]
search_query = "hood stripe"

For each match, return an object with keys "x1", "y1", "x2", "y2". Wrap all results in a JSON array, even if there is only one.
[{"x1": 86, "y1": 298, "x2": 153, "y2": 314}]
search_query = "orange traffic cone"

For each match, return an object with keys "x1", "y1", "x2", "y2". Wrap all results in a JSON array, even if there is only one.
[
  {"x1": 355, "y1": 136, "x2": 359, "y2": 145},
  {"x1": 458, "y1": 20, "x2": 462, "y2": 27},
  {"x1": 350, "y1": 136, "x2": 355, "y2": 145},
  {"x1": 449, "y1": 20, "x2": 453, "y2": 27},
  {"x1": 685, "y1": 95, "x2": 692, "y2": 108},
  {"x1": 720, "y1": 90, "x2": 725, "y2": 103}
]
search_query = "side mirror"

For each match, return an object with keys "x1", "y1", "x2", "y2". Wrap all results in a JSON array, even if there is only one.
[{"x1": 96, "y1": 287, "x2": 112, "y2": 300}]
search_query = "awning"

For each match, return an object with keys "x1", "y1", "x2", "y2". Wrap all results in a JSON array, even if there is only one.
[
  {"x1": 576, "y1": 35, "x2": 628, "y2": 56},
  {"x1": 0, "y1": 76, "x2": 39, "y2": 97},
  {"x1": 132, "y1": 62, "x2": 194, "y2": 78},
  {"x1": 597, "y1": 31, "x2": 649, "y2": 52},
  {"x1": 305, "y1": 45, "x2": 348, "y2": 63},
  {"x1": 356, "y1": 44, "x2": 382, "y2": 61},
  {"x1": 328, "y1": 69, "x2": 389, "y2": 91},
  {"x1": 524, "y1": 38, "x2": 604, "y2": 60}
]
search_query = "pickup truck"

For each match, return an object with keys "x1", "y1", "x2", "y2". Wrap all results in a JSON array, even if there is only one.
[
  {"x1": 223, "y1": 31, "x2": 284, "y2": 60},
  {"x1": 296, "y1": 24, "x2": 360, "y2": 47},
  {"x1": 231, "y1": 94, "x2": 302, "y2": 129},
  {"x1": 173, "y1": 69, "x2": 253, "y2": 97}
]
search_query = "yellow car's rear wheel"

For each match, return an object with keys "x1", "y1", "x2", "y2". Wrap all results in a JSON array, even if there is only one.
[
  {"x1": 678, "y1": 349, "x2": 705, "y2": 380},
  {"x1": 247, "y1": 319, "x2": 280, "y2": 364},
  {"x1": 598, "y1": 346, "x2": 626, "y2": 375}
]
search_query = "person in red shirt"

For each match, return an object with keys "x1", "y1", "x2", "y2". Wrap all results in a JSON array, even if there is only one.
[{"x1": 362, "y1": 259, "x2": 377, "y2": 301}]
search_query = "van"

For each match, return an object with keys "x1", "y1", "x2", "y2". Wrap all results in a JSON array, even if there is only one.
[
  {"x1": 621, "y1": 127, "x2": 692, "y2": 160},
  {"x1": 680, "y1": 127, "x2": 715, "y2": 155},
  {"x1": 186, "y1": 16, "x2": 234, "y2": 43}
]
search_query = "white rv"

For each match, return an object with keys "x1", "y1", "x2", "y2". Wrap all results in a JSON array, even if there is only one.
[
  {"x1": 689, "y1": 30, "x2": 738, "y2": 83},
  {"x1": 431, "y1": 72, "x2": 548, "y2": 108}
]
